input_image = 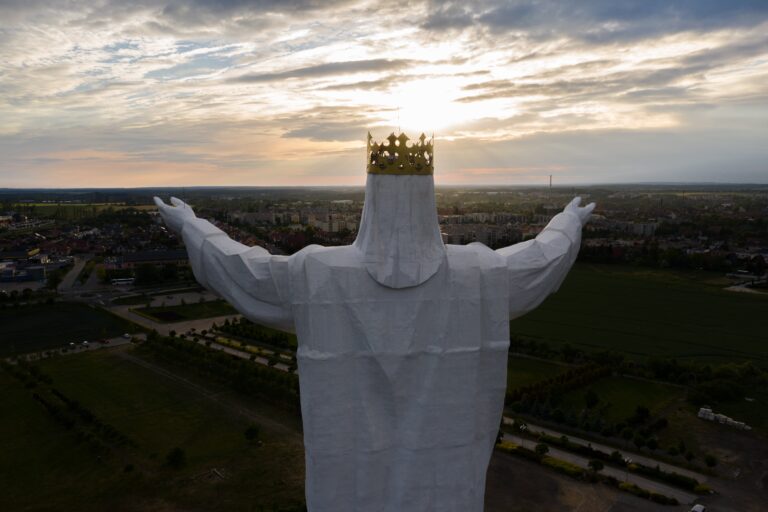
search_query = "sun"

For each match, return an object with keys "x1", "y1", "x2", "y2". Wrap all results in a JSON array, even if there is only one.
[
  {"x1": 389, "y1": 80, "x2": 459, "y2": 133},
  {"x1": 378, "y1": 77, "x2": 497, "y2": 135}
]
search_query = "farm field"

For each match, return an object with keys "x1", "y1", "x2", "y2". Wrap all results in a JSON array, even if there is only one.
[
  {"x1": 507, "y1": 356, "x2": 571, "y2": 391},
  {"x1": 0, "y1": 348, "x2": 305, "y2": 512},
  {"x1": 0, "y1": 302, "x2": 137, "y2": 356},
  {"x1": 511, "y1": 263, "x2": 768, "y2": 365},
  {"x1": 133, "y1": 299, "x2": 236, "y2": 323}
]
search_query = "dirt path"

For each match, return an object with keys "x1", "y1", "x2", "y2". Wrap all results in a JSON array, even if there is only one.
[{"x1": 114, "y1": 349, "x2": 301, "y2": 439}]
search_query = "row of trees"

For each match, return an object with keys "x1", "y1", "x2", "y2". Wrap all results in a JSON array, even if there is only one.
[
  {"x1": 496, "y1": 439, "x2": 679, "y2": 506},
  {"x1": 140, "y1": 332, "x2": 300, "y2": 412},
  {"x1": 217, "y1": 317, "x2": 298, "y2": 352},
  {"x1": 1, "y1": 360, "x2": 134, "y2": 457}
]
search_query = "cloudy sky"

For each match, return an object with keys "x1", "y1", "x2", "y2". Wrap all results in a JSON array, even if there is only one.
[{"x1": 1, "y1": 0, "x2": 767, "y2": 187}]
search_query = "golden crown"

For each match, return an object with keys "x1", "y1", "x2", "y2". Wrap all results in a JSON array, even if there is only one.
[{"x1": 367, "y1": 132, "x2": 434, "y2": 175}]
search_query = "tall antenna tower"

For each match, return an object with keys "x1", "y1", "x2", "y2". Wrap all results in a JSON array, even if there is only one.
[{"x1": 549, "y1": 174, "x2": 552, "y2": 201}]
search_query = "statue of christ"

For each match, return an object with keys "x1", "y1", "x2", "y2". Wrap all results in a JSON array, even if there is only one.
[{"x1": 155, "y1": 132, "x2": 595, "y2": 511}]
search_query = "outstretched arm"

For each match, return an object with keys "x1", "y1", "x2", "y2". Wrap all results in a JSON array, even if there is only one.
[
  {"x1": 154, "y1": 197, "x2": 294, "y2": 332},
  {"x1": 495, "y1": 197, "x2": 595, "y2": 319}
]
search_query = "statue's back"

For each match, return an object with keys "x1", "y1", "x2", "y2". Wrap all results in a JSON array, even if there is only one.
[{"x1": 290, "y1": 243, "x2": 510, "y2": 512}]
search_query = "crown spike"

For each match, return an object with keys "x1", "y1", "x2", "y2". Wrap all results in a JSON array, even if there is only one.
[{"x1": 367, "y1": 131, "x2": 434, "y2": 175}]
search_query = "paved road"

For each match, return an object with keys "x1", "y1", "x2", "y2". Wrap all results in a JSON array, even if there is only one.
[
  {"x1": 502, "y1": 432, "x2": 698, "y2": 505},
  {"x1": 503, "y1": 417, "x2": 709, "y2": 483},
  {"x1": 57, "y1": 255, "x2": 87, "y2": 292},
  {"x1": 10, "y1": 334, "x2": 141, "y2": 362},
  {"x1": 108, "y1": 303, "x2": 240, "y2": 336}
]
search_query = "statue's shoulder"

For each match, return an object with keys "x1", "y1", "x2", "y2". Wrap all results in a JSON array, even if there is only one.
[
  {"x1": 289, "y1": 244, "x2": 359, "y2": 267},
  {"x1": 445, "y1": 242, "x2": 506, "y2": 269}
]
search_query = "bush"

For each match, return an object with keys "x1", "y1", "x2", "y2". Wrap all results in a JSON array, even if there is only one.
[
  {"x1": 166, "y1": 447, "x2": 187, "y2": 469},
  {"x1": 541, "y1": 456, "x2": 585, "y2": 479},
  {"x1": 649, "y1": 492, "x2": 678, "y2": 505},
  {"x1": 619, "y1": 482, "x2": 650, "y2": 499},
  {"x1": 245, "y1": 424, "x2": 261, "y2": 441}
]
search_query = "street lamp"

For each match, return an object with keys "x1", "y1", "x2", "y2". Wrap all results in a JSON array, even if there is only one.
[{"x1": 519, "y1": 424, "x2": 528, "y2": 449}]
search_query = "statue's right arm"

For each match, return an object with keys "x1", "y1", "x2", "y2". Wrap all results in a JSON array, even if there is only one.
[
  {"x1": 154, "y1": 197, "x2": 294, "y2": 333},
  {"x1": 495, "y1": 197, "x2": 595, "y2": 319}
]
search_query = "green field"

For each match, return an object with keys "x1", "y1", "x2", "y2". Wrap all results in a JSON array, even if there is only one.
[
  {"x1": 558, "y1": 375, "x2": 684, "y2": 424},
  {"x1": 11, "y1": 203, "x2": 155, "y2": 220},
  {"x1": 511, "y1": 264, "x2": 768, "y2": 365},
  {"x1": 507, "y1": 356, "x2": 571, "y2": 391},
  {"x1": 0, "y1": 302, "x2": 138, "y2": 356},
  {"x1": 133, "y1": 299, "x2": 237, "y2": 323},
  {"x1": 0, "y1": 349, "x2": 305, "y2": 511}
]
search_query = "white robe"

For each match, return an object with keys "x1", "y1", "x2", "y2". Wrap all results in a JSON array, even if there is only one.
[{"x1": 178, "y1": 173, "x2": 584, "y2": 511}]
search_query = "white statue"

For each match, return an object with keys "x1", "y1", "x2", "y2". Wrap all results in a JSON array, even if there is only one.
[{"x1": 155, "y1": 133, "x2": 594, "y2": 512}]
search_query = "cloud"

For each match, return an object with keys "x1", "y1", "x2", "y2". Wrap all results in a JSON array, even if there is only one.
[
  {"x1": 423, "y1": 0, "x2": 768, "y2": 42},
  {"x1": 0, "y1": 0, "x2": 766, "y2": 186},
  {"x1": 228, "y1": 59, "x2": 414, "y2": 83}
]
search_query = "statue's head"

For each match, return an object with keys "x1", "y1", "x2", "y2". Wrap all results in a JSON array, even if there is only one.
[
  {"x1": 354, "y1": 132, "x2": 445, "y2": 289},
  {"x1": 366, "y1": 132, "x2": 433, "y2": 176}
]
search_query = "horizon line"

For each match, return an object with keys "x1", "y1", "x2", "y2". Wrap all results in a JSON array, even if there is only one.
[{"x1": 2, "y1": 181, "x2": 768, "y2": 191}]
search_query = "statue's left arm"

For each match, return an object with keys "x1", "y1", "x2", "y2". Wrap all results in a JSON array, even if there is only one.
[
  {"x1": 154, "y1": 197, "x2": 294, "y2": 332},
  {"x1": 495, "y1": 197, "x2": 595, "y2": 319}
]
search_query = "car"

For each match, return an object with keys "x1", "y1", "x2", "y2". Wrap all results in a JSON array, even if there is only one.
[
  {"x1": 689, "y1": 505, "x2": 707, "y2": 512},
  {"x1": 122, "y1": 333, "x2": 131, "y2": 339},
  {"x1": 81, "y1": 340, "x2": 89, "y2": 346},
  {"x1": 69, "y1": 342, "x2": 75, "y2": 347}
]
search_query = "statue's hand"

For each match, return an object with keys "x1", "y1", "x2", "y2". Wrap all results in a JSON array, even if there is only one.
[
  {"x1": 154, "y1": 196, "x2": 196, "y2": 234},
  {"x1": 564, "y1": 197, "x2": 596, "y2": 225}
]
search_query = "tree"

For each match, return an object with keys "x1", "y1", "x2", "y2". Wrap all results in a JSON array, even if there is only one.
[
  {"x1": 633, "y1": 405, "x2": 650, "y2": 423},
  {"x1": 584, "y1": 389, "x2": 599, "y2": 409},
  {"x1": 534, "y1": 443, "x2": 549, "y2": 456},
  {"x1": 588, "y1": 459, "x2": 604, "y2": 473},
  {"x1": 135, "y1": 263, "x2": 161, "y2": 285},
  {"x1": 166, "y1": 447, "x2": 187, "y2": 468},
  {"x1": 244, "y1": 424, "x2": 261, "y2": 442}
]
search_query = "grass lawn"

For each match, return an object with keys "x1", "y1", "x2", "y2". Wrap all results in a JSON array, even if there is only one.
[
  {"x1": 507, "y1": 356, "x2": 571, "y2": 391},
  {"x1": 558, "y1": 375, "x2": 684, "y2": 424},
  {"x1": 0, "y1": 302, "x2": 137, "y2": 357},
  {"x1": 511, "y1": 263, "x2": 768, "y2": 365},
  {"x1": 133, "y1": 299, "x2": 236, "y2": 323},
  {"x1": 0, "y1": 348, "x2": 305, "y2": 511}
]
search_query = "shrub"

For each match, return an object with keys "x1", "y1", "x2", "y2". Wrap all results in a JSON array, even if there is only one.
[
  {"x1": 541, "y1": 457, "x2": 585, "y2": 479},
  {"x1": 166, "y1": 447, "x2": 187, "y2": 469},
  {"x1": 244, "y1": 424, "x2": 261, "y2": 441}
]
